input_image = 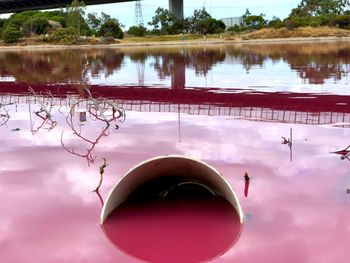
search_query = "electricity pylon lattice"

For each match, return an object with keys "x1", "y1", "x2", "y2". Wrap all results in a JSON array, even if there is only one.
[{"x1": 134, "y1": 0, "x2": 144, "y2": 25}]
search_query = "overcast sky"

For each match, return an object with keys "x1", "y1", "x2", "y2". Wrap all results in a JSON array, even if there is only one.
[
  {"x1": 1, "y1": 0, "x2": 300, "y2": 28},
  {"x1": 87, "y1": 0, "x2": 299, "y2": 28}
]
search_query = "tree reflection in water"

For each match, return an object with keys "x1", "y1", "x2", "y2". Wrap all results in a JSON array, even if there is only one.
[
  {"x1": 1, "y1": 43, "x2": 350, "y2": 85},
  {"x1": 0, "y1": 102, "x2": 11, "y2": 127}
]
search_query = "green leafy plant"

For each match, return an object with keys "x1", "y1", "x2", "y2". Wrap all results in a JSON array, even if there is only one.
[
  {"x1": 2, "y1": 27, "x2": 22, "y2": 43},
  {"x1": 44, "y1": 27, "x2": 78, "y2": 43}
]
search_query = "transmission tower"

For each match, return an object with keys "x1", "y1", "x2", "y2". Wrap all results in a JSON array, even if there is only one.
[{"x1": 134, "y1": 0, "x2": 144, "y2": 25}]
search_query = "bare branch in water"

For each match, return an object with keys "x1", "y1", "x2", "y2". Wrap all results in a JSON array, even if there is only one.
[
  {"x1": 60, "y1": 62, "x2": 125, "y2": 166},
  {"x1": 28, "y1": 86, "x2": 57, "y2": 134},
  {"x1": 94, "y1": 158, "x2": 108, "y2": 192},
  {"x1": 60, "y1": 100, "x2": 111, "y2": 166}
]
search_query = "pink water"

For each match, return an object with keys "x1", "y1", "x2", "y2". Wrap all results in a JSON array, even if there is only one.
[
  {"x1": 103, "y1": 198, "x2": 241, "y2": 263},
  {"x1": 0, "y1": 43, "x2": 350, "y2": 262}
]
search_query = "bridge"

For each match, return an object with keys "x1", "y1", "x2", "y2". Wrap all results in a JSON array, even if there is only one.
[
  {"x1": 1, "y1": 82, "x2": 350, "y2": 126},
  {"x1": 0, "y1": 0, "x2": 184, "y2": 19}
]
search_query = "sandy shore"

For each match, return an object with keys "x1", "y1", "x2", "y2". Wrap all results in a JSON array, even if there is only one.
[{"x1": 1, "y1": 36, "x2": 350, "y2": 51}]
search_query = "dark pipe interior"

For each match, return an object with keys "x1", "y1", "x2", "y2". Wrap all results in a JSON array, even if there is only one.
[{"x1": 127, "y1": 176, "x2": 218, "y2": 204}]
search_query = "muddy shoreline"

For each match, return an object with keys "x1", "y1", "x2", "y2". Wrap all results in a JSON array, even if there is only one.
[{"x1": 0, "y1": 36, "x2": 350, "y2": 51}]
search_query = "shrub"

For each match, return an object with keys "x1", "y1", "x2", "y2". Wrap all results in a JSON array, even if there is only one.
[
  {"x1": 332, "y1": 15, "x2": 350, "y2": 28},
  {"x1": 227, "y1": 25, "x2": 244, "y2": 32},
  {"x1": 2, "y1": 27, "x2": 22, "y2": 43},
  {"x1": 267, "y1": 17, "x2": 285, "y2": 28},
  {"x1": 99, "y1": 20, "x2": 123, "y2": 39},
  {"x1": 207, "y1": 18, "x2": 226, "y2": 34},
  {"x1": 44, "y1": 27, "x2": 78, "y2": 43},
  {"x1": 128, "y1": 25, "x2": 148, "y2": 37},
  {"x1": 285, "y1": 15, "x2": 335, "y2": 29},
  {"x1": 22, "y1": 17, "x2": 50, "y2": 36}
]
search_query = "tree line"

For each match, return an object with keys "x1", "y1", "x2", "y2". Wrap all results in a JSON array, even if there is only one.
[{"x1": 0, "y1": 0, "x2": 350, "y2": 44}]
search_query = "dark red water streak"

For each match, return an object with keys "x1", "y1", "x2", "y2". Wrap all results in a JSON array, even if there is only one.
[{"x1": 1, "y1": 82, "x2": 350, "y2": 113}]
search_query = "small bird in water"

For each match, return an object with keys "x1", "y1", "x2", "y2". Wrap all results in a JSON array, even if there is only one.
[
  {"x1": 347, "y1": 189, "x2": 350, "y2": 194},
  {"x1": 244, "y1": 172, "x2": 250, "y2": 181}
]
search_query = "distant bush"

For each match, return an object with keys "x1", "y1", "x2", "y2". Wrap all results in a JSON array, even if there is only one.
[
  {"x1": 285, "y1": 15, "x2": 337, "y2": 29},
  {"x1": 267, "y1": 17, "x2": 285, "y2": 29},
  {"x1": 22, "y1": 17, "x2": 51, "y2": 37},
  {"x1": 207, "y1": 18, "x2": 226, "y2": 34},
  {"x1": 332, "y1": 15, "x2": 350, "y2": 28},
  {"x1": 128, "y1": 25, "x2": 148, "y2": 37},
  {"x1": 44, "y1": 27, "x2": 78, "y2": 43},
  {"x1": 99, "y1": 20, "x2": 123, "y2": 39},
  {"x1": 227, "y1": 25, "x2": 239, "y2": 32},
  {"x1": 0, "y1": 18, "x2": 6, "y2": 37},
  {"x1": 2, "y1": 27, "x2": 22, "y2": 43}
]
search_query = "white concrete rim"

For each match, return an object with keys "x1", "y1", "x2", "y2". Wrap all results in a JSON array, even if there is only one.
[{"x1": 100, "y1": 155, "x2": 244, "y2": 224}]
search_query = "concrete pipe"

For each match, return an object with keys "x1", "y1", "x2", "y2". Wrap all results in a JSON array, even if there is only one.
[
  {"x1": 100, "y1": 155, "x2": 244, "y2": 262},
  {"x1": 100, "y1": 155, "x2": 243, "y2": 223}
]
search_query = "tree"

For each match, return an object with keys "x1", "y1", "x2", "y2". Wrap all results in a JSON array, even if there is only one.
[
  {"x1": 267, "y1": 16, "x2": 285, "y2": 28},
  {"x1": 66, "y1": 0, "x2": 86, "y2": 36},
  {"x1": 99, "y1": 19, "x2": 123, "y2": 39},
  {"x1": 22, "y1": 17, "x2": 50, "y2": 36},
  {"x1": 86, "y1": 12, "x2": 123, "y2": 36},
  {"x1": 242, "y1": 9, "x2": 267, "y2": 30},
  {"x1": 206, "y1": 18, "x2": 226, "y2": 33},
  {"x1": 0, "y1": 18, "x2": 7, "y2": 29},
  {"x1": 2, "y1": 26, "x2": 22, "y2": 43},
  {"x1": 188, "y1": 8, "x2": 211, "y2": 33},
  {"x1": 148, "y1": 7, "x2": 180, "y2": 34},
  {"x1": 0, "y1": 18, "x2": 6, "y2": 37},
  {"x1": 87, "y1": 12, "x2": 101, "y2": 34},
  {"x1": 4, "y1": 11, "x2": 38, "y2": 29},
  {"x1": 290, "y1": 0, "x2": 350, "y2": 17}
]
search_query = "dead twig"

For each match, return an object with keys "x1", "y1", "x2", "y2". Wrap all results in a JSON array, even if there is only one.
[
  {"x1": 60, "y1": 62, "x2": 125, "y2": 166},
  {"x1": 28, "y1": 86, "x2": 57, "y2": 134},
  {"x1": 60, "y1": 100, "x2": 111, "y2": 166},
  {"x1": 94, "y1": 158, "x2": 108, "y2": 192}
]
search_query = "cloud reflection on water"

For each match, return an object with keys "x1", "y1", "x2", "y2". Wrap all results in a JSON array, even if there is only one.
[{"x1": 0, "y1": 102, "x2": 350, "y2": 262}]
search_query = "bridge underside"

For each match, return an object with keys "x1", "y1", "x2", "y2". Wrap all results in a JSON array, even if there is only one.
[
  {"x1": 0, "y1": 0, "x2": 133, "y2": 14},
  {"x1": 0, "y1": 0, "x2": 184, "y2": 19}
]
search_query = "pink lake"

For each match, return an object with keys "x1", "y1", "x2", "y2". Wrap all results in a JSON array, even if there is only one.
[{"x1": 0, "y1": 43, "x2": 350, "y2": 262}]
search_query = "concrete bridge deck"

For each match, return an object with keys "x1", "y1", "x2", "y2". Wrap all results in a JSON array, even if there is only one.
[{"x1": 0, "y1": 0, "x2": 184, "y2": 19}]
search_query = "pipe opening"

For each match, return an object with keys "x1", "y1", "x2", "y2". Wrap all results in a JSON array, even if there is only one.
[{"x1": 127, "y1": 176, "x2": 218, "y2": 204}]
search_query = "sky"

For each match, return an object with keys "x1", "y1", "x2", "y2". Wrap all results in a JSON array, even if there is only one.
[
  {"x1": 0, "y1": 0, "x2": 300, "y2": 29},
  {"x1": 87, "y1": 0, "x2": 299, "y2": 28}
]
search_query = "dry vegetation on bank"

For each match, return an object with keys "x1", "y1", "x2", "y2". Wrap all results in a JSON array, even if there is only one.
[
  {"x1": 238, "y1": 27, "x2": 350, "y2": 40},
  {"x1": 0, "y1": 27, "x2": 350, "y2": 47}
]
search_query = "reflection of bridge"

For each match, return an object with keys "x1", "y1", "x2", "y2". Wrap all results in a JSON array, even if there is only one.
[
  {"x1": 0, "y1": 0, "x2": 184, "y2": 19},
  {"x1": 1, "y1": 82, "x2": 350, "y2": 126}
]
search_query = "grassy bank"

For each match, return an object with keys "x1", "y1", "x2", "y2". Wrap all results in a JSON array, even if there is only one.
[
  {"x1": 238, "y1": 27, "x2": 350, "y2": 40},
  {"x1": 0, "y1": 27, "x2": 350, "y2": 47}
]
